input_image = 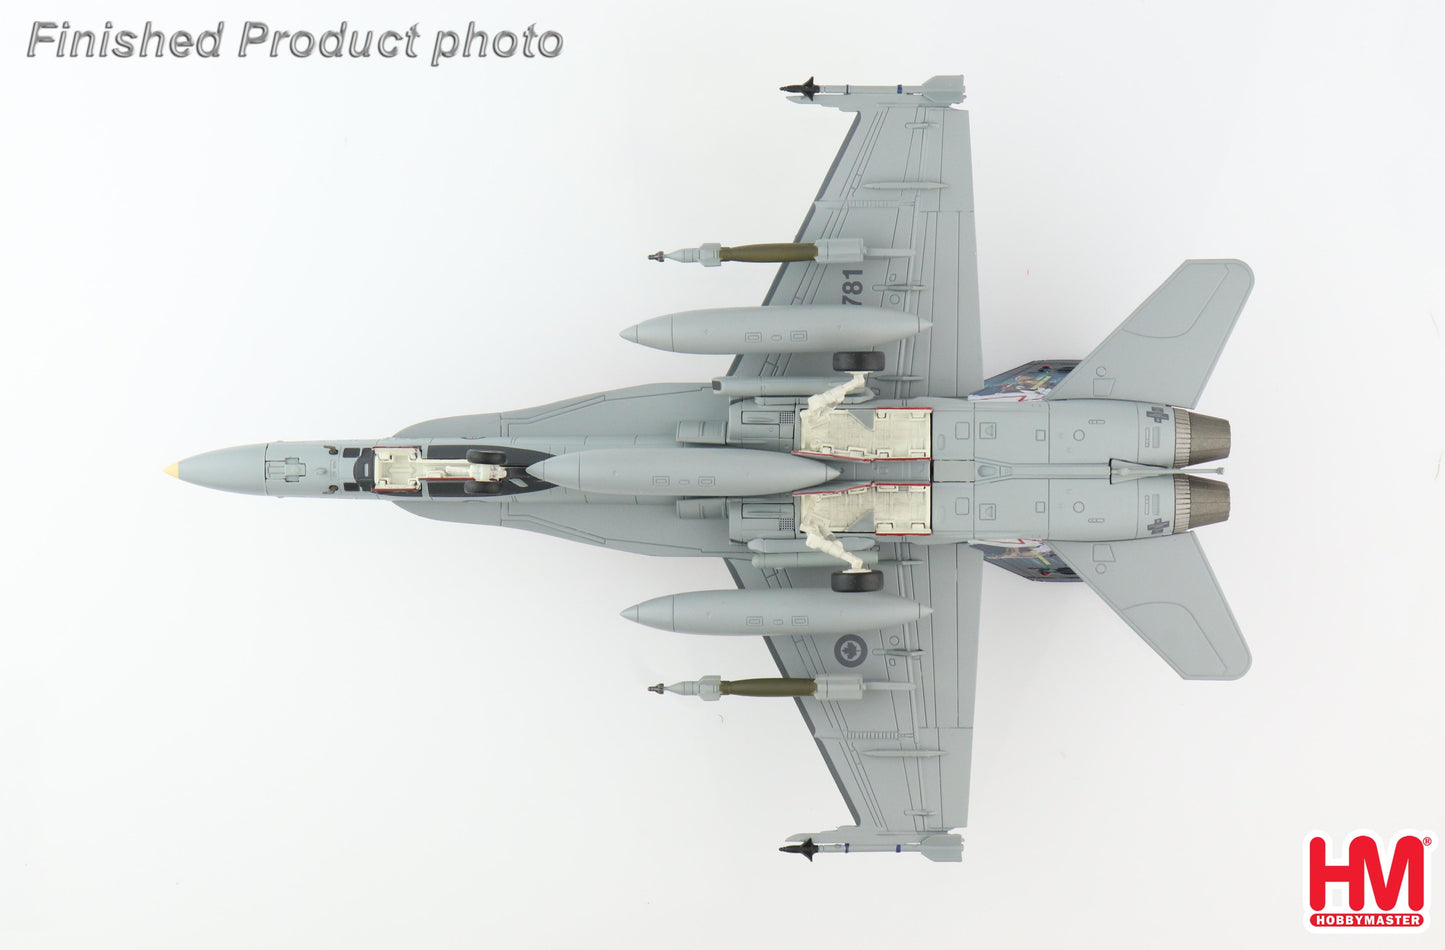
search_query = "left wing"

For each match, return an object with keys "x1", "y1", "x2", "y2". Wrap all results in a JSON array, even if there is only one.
[
  {"x1": 727, "y1": 542, "x2": 982, "y2": 860},
  {"x1": 729, "y1": 77, "x2": 982, "y2": 399}
]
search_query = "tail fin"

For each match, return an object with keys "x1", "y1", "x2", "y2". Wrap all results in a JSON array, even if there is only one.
[{"x1": 1045, "y1": 260, "x2": 1253, "y2": 409}]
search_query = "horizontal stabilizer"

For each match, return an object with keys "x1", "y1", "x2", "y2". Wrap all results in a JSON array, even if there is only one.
[
  {"x1": 1049, "y1": 533, "x2": 1251, "y2": 680},
  {"x1": 1045, "y1": 260, "x2": 1253, "y2": 408}
]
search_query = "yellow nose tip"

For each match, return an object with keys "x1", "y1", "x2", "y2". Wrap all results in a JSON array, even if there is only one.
[{"x1": 164, "y1": 462, "x2": 179, "y2": 479}]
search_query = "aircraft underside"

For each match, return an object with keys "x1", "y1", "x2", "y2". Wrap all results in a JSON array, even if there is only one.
[
  {"x1": 368, "y1": 361, "x2": 1231, "y2": 588},
  {"x1": 170, "y1": 76, "x2": 1254, "y2": 861}
]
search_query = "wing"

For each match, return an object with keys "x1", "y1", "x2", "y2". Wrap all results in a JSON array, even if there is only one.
[
  {"x1": 730, "y1": 78, "x2": 982, "y2": 399},
  {"x1": 1044, "y1": 260, "x2": 1254, "y2": 408},
  {"x1": 726, "y1": 541, "x2": 982, "y2": 860},
  {"x1": 1049, "y1": 533, "x2": 1251, "y2": 680}
]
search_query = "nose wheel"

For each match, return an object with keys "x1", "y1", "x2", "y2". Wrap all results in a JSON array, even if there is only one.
[
  {"x1": 831, "y1": 570, "x2": 885, "y2": 593},
  {"x1": 464, "y1": 480, "x2": 505, "y2": 495},
  {"x1": 466, "y1": 450, "x2": 507, "y2": 465}
]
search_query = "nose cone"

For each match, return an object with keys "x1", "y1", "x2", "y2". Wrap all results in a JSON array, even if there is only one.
[{"x1": 172, "y1": 443, "x2": 268, "y2": 496}]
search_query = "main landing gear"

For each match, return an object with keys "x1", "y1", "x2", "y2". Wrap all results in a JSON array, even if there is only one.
[
  {"x1": 831, "y1": 570, "x2": 885, "y2": 593},
  {"x1": 832, "y1": 350, "x2": 886, "y2": 373}
]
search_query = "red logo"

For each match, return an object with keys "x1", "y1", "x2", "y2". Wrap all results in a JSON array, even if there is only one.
[{"x1": 1305, "y1": 830, "x2": 1434, "y2": 931}]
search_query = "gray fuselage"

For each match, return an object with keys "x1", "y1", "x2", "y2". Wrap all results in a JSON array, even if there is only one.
[{"x1": 173, "y1": 381, "x2": 1230, "y2": 565}]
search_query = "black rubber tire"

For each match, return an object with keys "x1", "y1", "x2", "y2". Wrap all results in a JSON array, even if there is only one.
[
  {"x1": 466, "y1": 450, "x2": 507, "y2": 465},
  {"x1": 831, "y1": 570, "x2": 885, "y2": 593},
  {"x1": 832, "y1": 351, "x2": 885, "y2": 373},
  {"x1": 464, "y1": 480, "x2": 507, "y2": 495}
]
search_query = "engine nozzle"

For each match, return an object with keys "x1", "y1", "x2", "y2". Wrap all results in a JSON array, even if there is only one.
[{"x1": 1174, "y1": 410, "x2": 1231, "y2": 466}]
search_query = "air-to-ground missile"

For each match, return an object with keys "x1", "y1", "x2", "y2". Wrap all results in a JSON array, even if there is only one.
[
  {"x1": 648, "y1": 238, "x2": 912, "y2": 267},
  {"x1": 526, "y1": 447, "x2": 839, "y2": 497},
  {"x1": 620, "y1": 305, "x2": 931, "y2": 355},
  {"x1": 620, "y1": 588, "x2": 931, "y2": 635},
  {"x1": 648, "y1": 675, "x2": 914, "y2": 701}
]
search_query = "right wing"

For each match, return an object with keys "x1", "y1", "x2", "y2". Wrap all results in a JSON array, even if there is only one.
[
  {"x1": 1044, "y1": 260, "x2": 1253, "y2": 408},
  {"x1": 729, "y1": 77, "x2": 983, "y2": 399},
  {"x1": 1049, "y1": 533, "x2": 1251, "y2": 680},
  {"x1": 726, "y1": 541, "x2": 982, "y2": 860}
]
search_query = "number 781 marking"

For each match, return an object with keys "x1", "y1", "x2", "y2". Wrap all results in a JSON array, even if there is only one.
[{"x1": 841, "y1": 269, "x2": 862, "y2": 305}]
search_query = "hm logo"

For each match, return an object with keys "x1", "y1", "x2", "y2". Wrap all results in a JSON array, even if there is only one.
[{"x1": 1305, "y1": 830, "x2": 1434, "y2": 930}]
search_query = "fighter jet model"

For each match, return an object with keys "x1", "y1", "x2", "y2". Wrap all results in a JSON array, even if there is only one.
[{"x1": 170, "y1": 75, "x2": 1253, "y2": 862}]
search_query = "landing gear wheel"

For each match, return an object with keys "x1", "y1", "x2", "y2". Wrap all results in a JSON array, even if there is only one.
[
  {"x1": 831, "y1": 570, "x2": 885, "y2": 593},
  {"x1": 832, "y1": 351, "x2": 885, "y2": 373},
  {"x1": 466, "y1": 450, "x2": 507, "y2": 465},
  {"x1": 464, "y1": 480, "x2": 506, "y2": 495}
]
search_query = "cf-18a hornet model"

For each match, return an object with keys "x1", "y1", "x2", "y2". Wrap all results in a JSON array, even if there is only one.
[{"x1": 171, "y1": 76, "x2": 1253, "y2": 863}]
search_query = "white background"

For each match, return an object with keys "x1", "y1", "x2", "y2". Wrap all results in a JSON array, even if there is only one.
[{"x1": 3, "y1": 1, "x2": 1442, "y2": 947}]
